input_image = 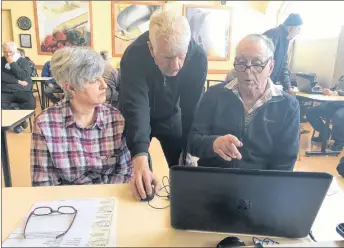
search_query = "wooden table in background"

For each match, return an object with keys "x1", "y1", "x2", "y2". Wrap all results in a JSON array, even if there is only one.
[
  {"x1": 31, "y1": 77, "x2": 53, "y2": 110},
  {"x1": 296, "y1": 92, "x2": 344, "y2": 103},
  {"x1": 1, "y1": 110, "x2": 35, "y2": 187},
  {"x1": 296, "y1": 92, "x2": 344, "y2": 157},
  {"x1": 2, "y1": 179, "x2": 344, "y2": 247}
]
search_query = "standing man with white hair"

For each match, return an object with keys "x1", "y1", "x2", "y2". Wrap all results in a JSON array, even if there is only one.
[
  {"x1": 188, "y1": 34, "x2": 300, "y2": 170},
  {"x1": 119, "y1": 10, "x2": 208, "y2": 201},
  {"x1": 1, "y1": 41, "x2": 36, "y2": 110}
]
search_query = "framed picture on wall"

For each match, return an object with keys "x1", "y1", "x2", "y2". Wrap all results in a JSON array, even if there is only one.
[
  {"x1": 19, "y1": 34, "x2": 32, "y2": 48},
  {"x1": 111, "y1": 1, "x2": 165, "y2": 57},
  {"x1": 183, "y1": 5, "x2": 232, "y2": 61},
  {"x1": 33, "y1": 1, "x2": 93, "y2": 55}
]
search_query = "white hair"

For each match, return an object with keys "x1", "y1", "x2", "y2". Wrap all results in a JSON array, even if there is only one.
[
  {"x1": 50, "y1": 46, "x2": 105, "y2": 97},
  {"x1": 236, "y1": 34, "x2": 275, "y2": 59},
  {"x1": 2, "y1": 41, "x2": 17, "y2": 50},
  {"x1": 149, "y1": 10, "x2": 191, "y2": 55}
]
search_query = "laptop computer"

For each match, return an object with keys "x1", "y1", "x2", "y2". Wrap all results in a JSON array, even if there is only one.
[
  {"x1": 296, "y1": 75, "x2": 323, "y2": 94},
  {"x1": 170, "y1": 166, "x2": 332, "y2": 238}
]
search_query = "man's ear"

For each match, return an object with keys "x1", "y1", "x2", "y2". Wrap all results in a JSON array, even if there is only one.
[
  {"x1": 268, "y1": 59, "x2": 275, "y2": 75},
  {"x1": 147, "y1": 41, "x2": 155, "y2": 58}
]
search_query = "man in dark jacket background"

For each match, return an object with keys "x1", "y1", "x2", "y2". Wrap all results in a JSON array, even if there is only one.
[
  {"x1": 1, "y1": 41, "x2": 35, "y2": 110},
  {"x1": 263, "y1": 13, "x2": 303, "y2": 94},
  {"x1": 119, "y1": 11, "x2": 207, "y2": 201}
]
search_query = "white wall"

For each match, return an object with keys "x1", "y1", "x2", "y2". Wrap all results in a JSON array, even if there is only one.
[
  {"x1": 333, "y1": 26, "x2": 344, "y2": 83},
  {"x1": 281, "y1": 1, "x2": 344, "y2": 87},
  {"x1": 292, "y1": 37, "x2": 339, "y2": 88}
]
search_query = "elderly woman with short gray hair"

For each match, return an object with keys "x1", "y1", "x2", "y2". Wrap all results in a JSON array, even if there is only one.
[
  {"x1": 31, "y1": 46, "x2": 132, "y2": 186},
  {"x1": 188, "y1": 34, "x2": 300, "y2": 171}
]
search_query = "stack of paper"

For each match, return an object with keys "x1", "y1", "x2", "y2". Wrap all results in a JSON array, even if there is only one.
[{"x1": 2, "y1": 198, "x2": 116, "y2": 247}]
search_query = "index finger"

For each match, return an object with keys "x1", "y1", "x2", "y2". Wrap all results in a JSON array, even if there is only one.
[
  {"x1": 225, "y1": 134, "x2": 243, "y2": 147},
  {"x1": 228, "y1": 143, "x2": 242, "y2": 160},
  {"x1": 135, "y1": 173, "x2": 147, "y2": 200},
  {"x1": 142, "y1": 170, "x2": 153, "y2": 196},
  {"x1": 151, "y1": 175, "x2": 161, "y2": 194},
  {"x1": 131, "y1": 181, "x2": 141, "y2": 201}
]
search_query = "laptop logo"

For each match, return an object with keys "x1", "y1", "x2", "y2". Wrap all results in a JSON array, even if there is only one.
[{"x1": 237, "y1": 199, "x2": 252, "y2": 210}]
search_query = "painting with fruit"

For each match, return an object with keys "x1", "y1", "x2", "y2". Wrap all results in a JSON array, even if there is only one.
[{"x1": 34, "y1": 1, "x2": 93, "y2": 55}]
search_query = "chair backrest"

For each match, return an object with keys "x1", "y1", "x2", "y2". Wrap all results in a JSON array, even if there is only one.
[
  {"x1": 338, "y1": 157, "x2": 344, "y2": 177},
  {"x1": 205, "y1": 79, "x2": 225, "y2": 90},
  {"x1": 106, "y1": 68, "x2": 121, "y2": 108}
]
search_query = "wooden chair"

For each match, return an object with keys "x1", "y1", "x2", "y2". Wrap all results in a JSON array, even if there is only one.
[
  {"x1": 32, "y1": 73, "x2": 42, "y2": 109},
  {"x1": 205, "y1": 79, "x2": 225, "y2": 91}
]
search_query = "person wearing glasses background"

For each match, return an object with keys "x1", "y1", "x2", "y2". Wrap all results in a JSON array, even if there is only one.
[
  {"x1": 31, "y1": 46, "x2": 133, "y2": 186},
  {"x1": 187, "y1": 34, "x2": 300, "y2": 171},
  {"x1": 1, "y1": 42, "x2": 36, "y2": 110}
]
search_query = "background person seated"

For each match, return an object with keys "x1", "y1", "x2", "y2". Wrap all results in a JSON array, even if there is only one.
[
  {"x1": 100, "y1": 50, "x2": 121, "y2": 108},
  {"x1": 306, "y1": 75, "x2": 344, "y2": 151},
  {"x1": 188, "y1": 34, "x2": 300, "y2": 171},
  {"x1": 1, "y1": 41, "x2": 36, "y2": 110},
  {"x1": 42, "y1": 59, "x2": 64, "y2": 104},
  {"x1": 17, "y1": 48, "x2": 37, "y2": 77},
  {"x1": 31, "y1": 46, "x2": 133, "y2": 186}
]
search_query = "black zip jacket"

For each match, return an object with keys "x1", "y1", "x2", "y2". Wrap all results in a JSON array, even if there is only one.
[
  {"x1": 1, "y1": 56, "x2": 33, "y2": 92},
  {"x1": 119, "y1": 31, "x2": 208, "y2": 158},
  {"x1": 263, "y1": 25, "x2": 292, "y2": 90},
  {"x1": 188, "y1": 83, "x2": 300, "y2": 171}
]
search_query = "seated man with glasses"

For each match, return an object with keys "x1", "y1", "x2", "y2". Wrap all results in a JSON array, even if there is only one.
[
  {"x1": 188, "y1": 34, "x2": 300, "y2": 171},
  {"x1": 31, "y1": 46, "x2": 133, "y2": 186}
]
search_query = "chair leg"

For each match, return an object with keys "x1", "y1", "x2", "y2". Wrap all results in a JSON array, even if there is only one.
[
  {"x1": 311, "y1": 128, "x2": 316, "y2": 149},
  {"x1": 298, "y1": 132, "x2": 301, "y2": 161},
  {"x1": 45, "y1": 96, "x2": 50, "y2": 108},
  {"x1": 35, "y1": 82, "x2": 42, "y2": 108},
  {"x1": 311, "y1": 127, "x2": 317, "y2": 138},
  {"x1": 29, "y1": 117, "x2": 33, "y2": 133}
]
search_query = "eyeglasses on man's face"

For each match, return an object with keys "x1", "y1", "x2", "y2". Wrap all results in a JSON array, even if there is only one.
[
  {"x1": 23, "y1": 206, "x2": 77, "y2": 239},
  {"x1": 233, "y1": 57, "x2": 272, "y2": 73}
]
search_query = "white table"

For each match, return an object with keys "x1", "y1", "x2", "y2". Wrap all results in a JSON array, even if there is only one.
[
  {"x1": 1, "y1": 110, "x2": 35, "y2": 187},
  {"x1": 2, "y1": 178, "x2": 344, "y2": 247}
]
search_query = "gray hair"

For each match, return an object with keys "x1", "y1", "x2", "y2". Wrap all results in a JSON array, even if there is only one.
[
  {"x1": 149, "y1": 10, "x2": 191, "y2": 55},
  {"x1": 50, "y1": 46, "x2": 105, "y2": 97},
  {"x1": 236, "y1": 34, "x2": 275, "y2": 59},
  {"x1": 2, "y1": 41, "x2": 17, "y2": 50}
]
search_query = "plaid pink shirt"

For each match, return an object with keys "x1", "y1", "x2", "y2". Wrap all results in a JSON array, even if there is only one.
[{"x1": 31, "y1": 99, "x2": 133, "y2": 186}]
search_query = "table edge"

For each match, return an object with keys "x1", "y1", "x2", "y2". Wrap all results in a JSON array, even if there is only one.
[{"x1": 1, "y1": 110, "x2": 35, "y2": 130}]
